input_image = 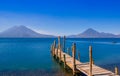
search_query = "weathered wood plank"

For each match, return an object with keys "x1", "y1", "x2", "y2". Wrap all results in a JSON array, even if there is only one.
[{"x1": 54, "y1": 48, "x2": 115, "y2": 76}]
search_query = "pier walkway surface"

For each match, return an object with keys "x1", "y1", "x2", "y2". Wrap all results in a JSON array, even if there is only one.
[{"x1": 51, "y1": 36, "x2": 119, "y2": 76}]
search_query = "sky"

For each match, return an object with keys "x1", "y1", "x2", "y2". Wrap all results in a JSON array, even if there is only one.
[{"x1": 0, "y1": 0, "x2": 120, "y2": 36}]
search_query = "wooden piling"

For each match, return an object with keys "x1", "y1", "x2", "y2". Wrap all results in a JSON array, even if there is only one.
[
  {"x1": 115, "y1": 66, "x2": 119, "y2": 75},
  {"x1": 92, "y1": 58, "x2": 94, "y2": 64},
  {"x1": 63, "y1": 36, "x2": 66, "y2": 52},
  {"x1": 59, "y1": 45, "x2": 62, "y2": 63},
  {"x1": 58, "y1": 36, "x2": 62, "y2": 62},
  {"x1": 89, "y1": 46, "x2": 92, "y2": 76},
  {"x1": 78, "y1": 51, "x2": 80, "y2": 61},
  {"x1": 56, "y1": 45, "x2": 58, "y2": 59},
  {"x1": 53, "y1": 40, "x2": 56, "y2": 57},
  {"x1": 53, "y1": 40, "x2": 56, "y2": 49},
  {"x1": 58, "y1": 36, "x2": 61, "y2": 49},
  {"x1": 72, "y1": 43, "x2": 76, "y2": 76},
  {"x1": 63, "y1": 54, "x2": 66, "y2": 68},
  {"x1": 53, "y1": 44, "x2": 55, "y2": 57}
]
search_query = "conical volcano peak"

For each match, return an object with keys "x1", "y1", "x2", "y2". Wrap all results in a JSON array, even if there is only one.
[
  {"x1": 0, "y1": 26, "x2": 54, "y2": 38},
  {"x1": 81, "y1": 28, "x2": 99, "y2": 35},
  {"x1": 83, "y1": 28, "x2": 99, "y2": 33}
]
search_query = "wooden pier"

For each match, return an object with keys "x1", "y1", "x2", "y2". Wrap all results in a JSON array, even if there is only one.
[{"x1": 51, "y1": 36, "x2": 119, "y2": 76}]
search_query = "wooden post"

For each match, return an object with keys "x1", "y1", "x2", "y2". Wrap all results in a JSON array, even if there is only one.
[
  {"x1": 53, "y1": 40, "x2": 56, "y2": 57},
  {"x1": 63, "y1": 36, "x2": 66, "y2": 52},
  {"x1": 92, "y1": 58, "x2": 94, "y2": 64},
  {"x1": 53, "y1": 44, "x2": 55, "y2": 57},
  {"x1": 63, "y1": 54, "x2": 66, "y2": 68},
  {"x1": 58, "y1": 36, "x2": 61, "y2": 62},
  {"x1": 58, "y1": 36, "x2": 62, "y2": 62},
  {"x1": 58, "y1": 36, "x2": 61, "y2": 49},
  {"x1": 72, "y1": 43, "x2": 76, "y2": 76},
  {"x1": 59, "y1": 44, "x2": 62, "y2": 62},
  {"x1": 78, "y1": 51, "x2": 80, "y2": 61},
  {"x1": 115, "y1": 66, "x2": 119, "y2": 75},
  {"x1": 56, "y1": 45, "x2": 58, "y2": 59},
  {"x1": 54, "y1": 40, "x2": 56, "y2": 49},
  {"x1": 89, "y1": 46, "x2": 92, "y2": 76}
]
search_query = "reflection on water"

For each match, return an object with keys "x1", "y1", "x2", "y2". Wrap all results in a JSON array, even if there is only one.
[
  {"x1": 0, "y1": 38, "x2": 120, "y2": 75},
  {"x1": 0, "y1": 69, "x2": 72, "y2": 76}
]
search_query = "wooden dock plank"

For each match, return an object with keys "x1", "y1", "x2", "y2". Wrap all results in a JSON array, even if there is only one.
[{"x1": 54, "y1": 48, "x2": 115, "y2": 76}]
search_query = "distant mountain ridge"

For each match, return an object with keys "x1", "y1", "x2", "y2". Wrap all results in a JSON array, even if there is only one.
[
  {"x1": 0, "y1": 26, "x2": 119, "y2": 38},
  {"x1": 0, "y1": 26, "x2": 55, "y2": 38},
  {"x1": 68, "y1": 28, "x2": 120, "y2": 38}
]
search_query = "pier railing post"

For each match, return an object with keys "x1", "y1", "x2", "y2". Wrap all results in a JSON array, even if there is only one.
[
  {"x1": 89, "y1": 46, "x2": 93, "y2": 76},
  {"x1": 92, "y1": 58, "x2": 94, "y2": 64},
  {"x1": 58, "y1": 36, "x2": 62, "y2": 62},
  {"x1": 63, "y1": 54, "x2": 66, "y2": 69},
  {"x1": 59, "y1": 45, "x2": 62, "y2": 63},
  {"x1": 115, "y1": 66, "x2": 119, "y2": 75},
  {"x1": 72, "y1": 43, "x2": 76, "y2": 76},
  {"x1": 63, "y1": 36, "x2": 66, "y2": 52},
  {"x1": 58, "y1": 36, "x2": 61, "y2": 50},
  {"x1": 54, "y1": 40, "x2": 56, "y2": 48},
  {"x1": 56, "y1": 45, "x2": 58, "y2": 59},
  {"x1": 53, "y1": 40, "x2": 56, "y2": 57}
]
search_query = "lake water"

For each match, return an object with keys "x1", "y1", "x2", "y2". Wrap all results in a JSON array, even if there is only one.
[{"x1": 0, "y1": 38, "x2": 120, "y2": 76}]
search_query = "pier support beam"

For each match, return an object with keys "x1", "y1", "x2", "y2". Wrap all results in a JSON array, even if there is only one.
[
  {"x1": 58, "y1": 36, "x2": 61, "y2": 49},
  {"x1": 59, "y1": 45, "x2": 62, "y2": 63},
  {"x1": 63, "y1": 54, "x2": 66, "y2": 69},
  {"x1": 54, "y1": 40, "x2": 56, "y2": 48},
  {"x1": 53, "y1": 40, "x2": 56, "y2": 57},
  {"x1": 56, "y1": 45, "x2": 58, "y2": 59},
  {"x1": 63, "y1": 36, "x2": 66, "y2": 52},
  {"x1": 72, "y1": 43, "x2": 76, "y2": 76},
  {"x1": 92, "y1": 58, "x2": 94, "y2": 64},
  {"x1": 115, "y1": 66, "x2": 119, "y2": 75},
  {"x1": 52, "y1": 45, "x2": 55, "y2": 57},
  {"x1": 58, "y1": 36, "x2": 62, "y2": 63},
  {"x1": 89, "y1": 46, "x2": 93, "y2": 76}
]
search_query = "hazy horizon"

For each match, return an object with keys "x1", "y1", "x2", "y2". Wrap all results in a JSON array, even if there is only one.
[
  {"x1": 0, "y1": 25, "x2": 120, "y2": 38},
  {"x1": 0, "y1": 0, "x2": 120, "y2": 36}
]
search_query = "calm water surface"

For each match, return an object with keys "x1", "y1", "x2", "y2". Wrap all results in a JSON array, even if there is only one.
[{"x1": 0, "y1": 38, "x2": 120, "y2": 76}]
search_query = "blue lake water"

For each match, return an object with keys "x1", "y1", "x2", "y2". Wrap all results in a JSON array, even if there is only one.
[{"x1": 0, "y1": 38, "x2": 120, "y2": 76}]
